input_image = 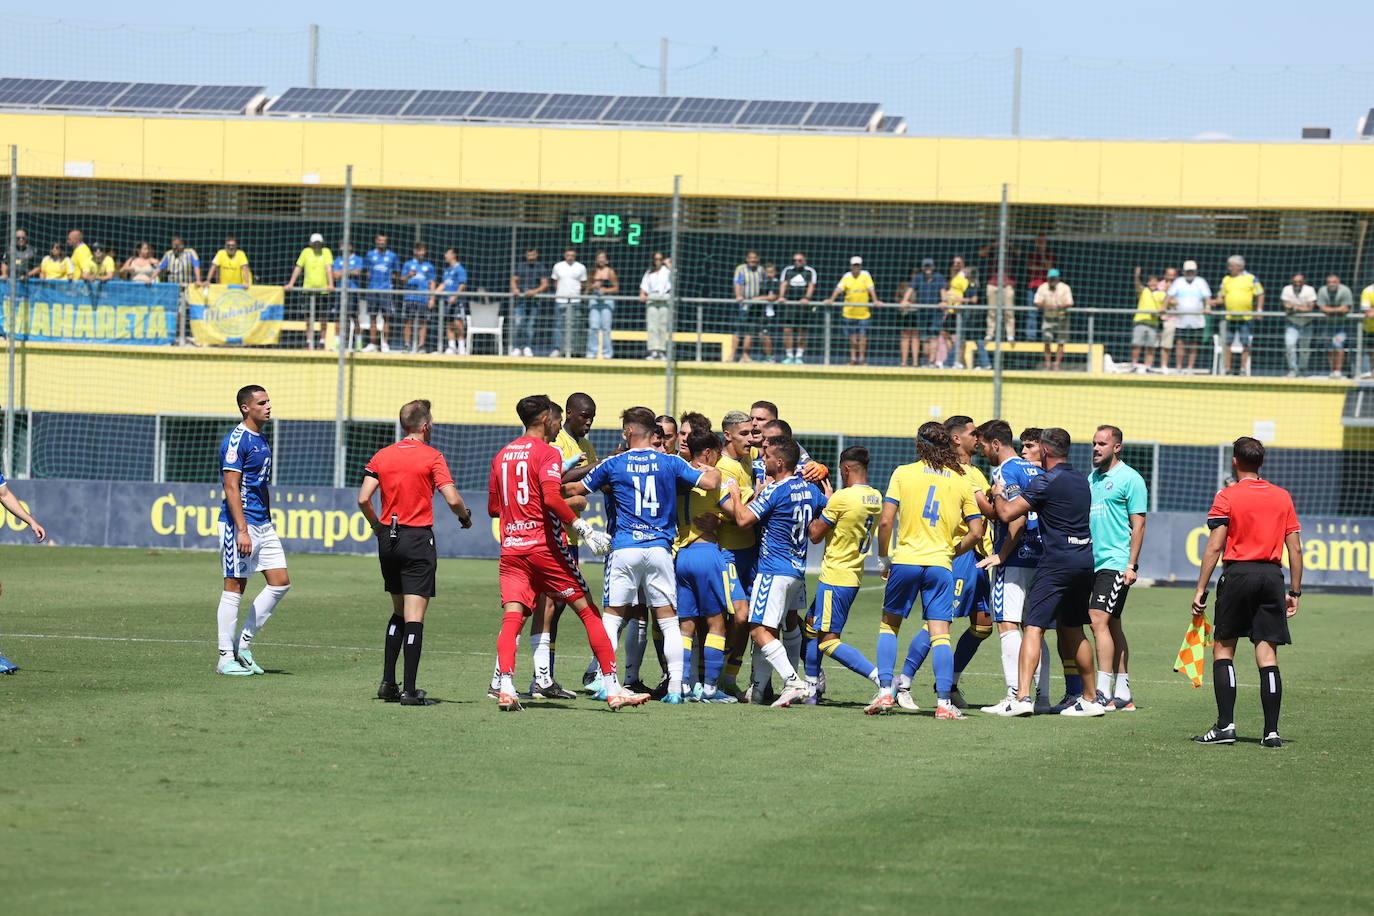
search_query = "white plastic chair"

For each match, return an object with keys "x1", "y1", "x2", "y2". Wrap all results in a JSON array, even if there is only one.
[{"x1": 466, "y1": 299, "x2": 504, "y2": 355}]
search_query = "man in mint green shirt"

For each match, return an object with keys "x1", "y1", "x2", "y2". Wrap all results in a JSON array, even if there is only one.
[{"x1": 1087, "y1": 424, "x2": 1148, "y2": 711}]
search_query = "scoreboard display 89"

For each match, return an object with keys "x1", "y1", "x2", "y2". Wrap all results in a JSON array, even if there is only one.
[{"x1": 568, "y1": 214, "x2": 643, "y2": 246}]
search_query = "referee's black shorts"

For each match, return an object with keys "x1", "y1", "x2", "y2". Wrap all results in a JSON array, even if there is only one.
[
  {"x1": 378, "y1": 526, "x2": 437, "y2": 598},
  {"x1": 1214, "y1": 560, "x2": 1290, "y2": 645}
]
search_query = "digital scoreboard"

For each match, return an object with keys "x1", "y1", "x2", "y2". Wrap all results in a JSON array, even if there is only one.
[{"x1": 568, "y1": 214, "x2": 643, "y2": 246}]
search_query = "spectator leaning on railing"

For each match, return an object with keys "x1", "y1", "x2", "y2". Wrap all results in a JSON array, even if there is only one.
[
  {"x1": 1130, "y1": 267, "x2": 1164, "y2": 373},
  {"x1": 510, "y1": 247, "x2": 547, "y2": 358},
  {"x1": 757, "y1": 262, "x2": 781, "y2": 363},
  {"x1": 364, "y1": 235, "x2": 399, "y2": 353},
  {"x1": 159, "y1": 237, "x2": 201, "y2": 287},
  {"x1": 732, "y1": 249, "x2": 765, "y2": 363},
  {"x1": 1156, "y1": 266, "x2": 1178, "y2": 371},
  {"x1": 67, "y1": 230, "x2": 92, "y2": 280},
  {"x1": 823, "y1": 256, "x2": 878, "y2": 366},
  {"x1": 1033, "y1": 268, "x2": 1074, "y2": 371},
  {"x1": 1214, "y1": 254, "x2": 1263, "y2": 376},
  {"x1": 1361, "y1": 279, "x2": 1374, "y2": 378},
  {"x1": 899, "y1": 257, "x2": 944, "y2": 369},
  {"x1": 984, "y1": 266, "x2": 1015, "y2": 354},
  {"x1": 39, "y1": 242, "x2": 72, "y2": 281},
  {"x1": 639, "y1": 250, "x2": 672, "y2": 360},
  {"x1": 401, "y1": 242, "x2": 436, "y2": 355},
  {"x1": 82, "y1": 244, "x2": 116, "y2": 281},
  {"x1": 441, "y1": 248, "x2": 469, "y2": 357},
  {"x1": 122, "y1": 242, "x2": 160, "y2": 284},
  {"x1": 586, "y1": 250, "x2": 617, "y2": 360},
  {"x1": 550, "y1": 247, "x2": 588, "y2": 359},
  {"x1": 332, "y1": 243, "x2": 365, "y2": 351},
  {"x1": 1316, "y1": 274, "x2": 1353, "y2": 379},
  {"x1": 941, "y1": 255, "x2": 975, "y2": 368},
  {"x1": 1, "y1": 228, "x2": 37, "y2": 282},
  {"x1": 1167, "y1": 260, "x2": 1210, "y2": 373},
  {"x1": 1280, "y1": 273, "x2": 1317, "y2": 377},
  {"x1": 777, "y1": 252, "x2": 817, "y2": 364},
  {"x1": 285, "y1": 233, "x2": 334, "y2": 348},
  {"x1": 208, "y1": 238, "x2": 251, "y2": 287}
]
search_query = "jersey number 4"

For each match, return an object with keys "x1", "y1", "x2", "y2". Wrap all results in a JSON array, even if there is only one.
[
  {"x1": 632, "y1": 475, "x2": 660, "y2": 515},
  {"x1": 922, "y1": 485, "x2": 941, "y2": 528}
]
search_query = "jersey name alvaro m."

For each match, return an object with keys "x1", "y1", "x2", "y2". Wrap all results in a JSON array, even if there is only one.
[
  {"x1": 582, "y1": 447, "x2": 704, "y2": 551},
  {"x1": 219, "y1": 424, "x2": 272, "y2": 526}
]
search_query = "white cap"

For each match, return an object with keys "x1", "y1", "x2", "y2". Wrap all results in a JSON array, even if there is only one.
[
  {"x1": 850, "y1": 256, "x2": 863, "y2": 265},
  {"x1": 1182, "y1": 259, "x2": 1198, "y2": 271},
  {"x1": 309, "y1": 232, "x2": 324, "y2": 244}
]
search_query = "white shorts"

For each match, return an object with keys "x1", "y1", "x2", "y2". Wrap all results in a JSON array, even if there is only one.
[
  {"x1": 749, "y1": 573, "x2": 806, "y2": 629},
  {"x1": 991, "y1": 565, "x2": 1035, "y2": 624},
  {"x1": 607, "y1": 546, "x2": 676, "y2": 609},
  {"x1": 220, "y1": 521, "x2": 287, "y2": 580}
]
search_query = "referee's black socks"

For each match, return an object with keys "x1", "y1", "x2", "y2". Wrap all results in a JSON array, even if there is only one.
[
  {"x1": 403, "y1": 621, "x2": 425, "y2": 694},
  {"x1": 1259, "y1": 665, "x2": 1282, "y2": 735},
  {"x1": 383, "y1": 614, "x2": 404, "y2": 684},
  {"x1": 1213, "y1": 659, "x2": 1237, "y2": 727}
]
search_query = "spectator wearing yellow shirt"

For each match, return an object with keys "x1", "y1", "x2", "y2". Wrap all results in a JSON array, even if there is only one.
[
  {"x1": 940, "y1": 255, "x2": 976, "y2": 368},
  {"x1": 81, "y1": 244, "x2": 117, "y2": 281},
  {"x1": 286, "y1": 233, "x2": 335, "y2": 349},
  {"x1": 38, "y1": 242, "x2": 74, "y2": 281},
  {"x1": 1360, "y1": 280, "x2": 1374, "y2": 378},
  {"x1": 823, "y1": 256, "x2": 880, "y2": 365},
  {"x1": 67, "y1": 229, "x2": 92, "y2": 280},
  {"x1": 1213, "y1": 254, "x2": 1264, "y2": 376},
  {"x1": 1130, "y1": 266, "x2": 1165, "y2": 372},
  {"x1": 207, "y1": 238, "x2": 252, "y2": 286}
]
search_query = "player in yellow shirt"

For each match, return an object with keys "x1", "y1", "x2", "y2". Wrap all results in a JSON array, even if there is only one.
[
  {"x1": 801, "y1": 445, "x2": 883, "y2": 701},
  {"x1": 823, "y1": 256, "x2": 881, "y2": 366},
  {"x1": 870, "y1": 422, "x2": 985, "y2": 718},
  {"x1": 716, "y1": 409, "x2": 758, "y2": 699},
  {"x1": 1215, "y1": 254, "x2": 1264, "y2": 376},
  {"x1": 208, "y1": 238, "x2": 252, "y2": 286},
  {"x1": 38, "y1": 242, "x2": 74, "y2": 280}
]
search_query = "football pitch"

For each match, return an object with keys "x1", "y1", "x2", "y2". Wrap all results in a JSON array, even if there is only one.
[{"x1": 2, "y1": 546, "x2": 1371, "y2": 914}]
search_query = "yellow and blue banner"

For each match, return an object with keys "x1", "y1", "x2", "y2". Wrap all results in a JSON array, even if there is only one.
[
  {"x1": 0, "y1": 279, "x2": 176, "y2": 344},
  {"x1": 187, "y1": 284, "x2": 284, "y2": 346}
]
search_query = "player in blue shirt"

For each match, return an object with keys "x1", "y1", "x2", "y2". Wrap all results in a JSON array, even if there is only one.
[
  {"x1": 573, "y1": 406, "x2": 720, "y2": 703},
  {"x1": 721, "y1": 436, "x2": 825, "y2": 707},
  {"x1": 0, "y1": 470, "x2": 49, "y2": 674},
  {"x1": 213, "y1": 385, "x2": 291, "y2": 677},
  {"x1": 364, "y1": 234, "x2": 400, "y2": 352},
  {"x1": 440, "y1": 248, "x2": 469, "y2": 356},
  {"x1": 400, "y1": 243, "x2": 436, "y2": 355}
]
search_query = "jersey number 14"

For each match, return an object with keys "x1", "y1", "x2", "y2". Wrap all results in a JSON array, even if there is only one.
[{"x1": 632, "y1": 475, "x2": 660, "y2": 515}]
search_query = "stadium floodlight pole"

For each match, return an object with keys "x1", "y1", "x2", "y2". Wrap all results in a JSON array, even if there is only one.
[
  {"x1": 333, "y1": 164, "x2": 353, "y2": 489},
  {"x1": 1011, "y1": 48, "x2": 1023, "y2": 136},
  {"x1": 665, "y1": 174, "x2": 681, "y2": 416},
  {"x1": 658, "y1": 38, "x2": 669, "y2": 96},
  {"x1": 992, "y1": 182, "x2": 1009, "y2": 418},
  {"x1": 308, "y1": 24, "x2": 320, "y2": 88},
  {"x1": 5, "y1": 145, "x2": 17, "y2": 480}
]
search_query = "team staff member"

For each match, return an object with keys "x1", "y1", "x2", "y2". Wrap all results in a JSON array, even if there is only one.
[
  {"x1": 358, "y1": 399, "x2": 472, "y2": 707},
  {"x1": 1191, "y1": 437, "x2": 1301, "y2": 748},
  {"x1": 0, "y1": 470, "x2": 48, "y2": 674}
]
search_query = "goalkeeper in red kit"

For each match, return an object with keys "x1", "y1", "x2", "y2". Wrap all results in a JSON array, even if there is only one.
[{"x1": 488, "y1": 394, "x2": 649, "y2": 711}]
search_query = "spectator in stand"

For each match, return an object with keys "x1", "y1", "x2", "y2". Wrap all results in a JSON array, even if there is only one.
[
  {"x1": 550, "y1": 247, "x2": 588, "y2": 359},
  {"x1": 38, "y1": 242, "x2": 73, "y2": 281},
  {"x1": 82, "y1": 244, "x2": 117, "y2": 281},
  {"x1": 159, "y1": 237, "x2": 201, "y2": 287},
  {"x1": 401, "y1": 242, "x2": 436, "y2": 355},
  {"x1": 732, "y1": 250, "x2": 765, "y2": 362},
  {"x1": 755, "y1": 262, "x2": 781, "y2": 363},
  {"x1": 1167, "y1": 259, "x2": 1210, "y2": 373},
  {"x1": 1130, "y1": 267, "x2": 1165, "y2": 373},
  {"x1": 941, "y1": 255, "x2": 976, "y2": 368},
  {"x1": 900, "y1": 257, "x2": 944, "y2": 368},
  {"x1": 639, "y1": 250, "x2": 672, "y2": 360},
  {"x1": 1360, "y1": 278, "x2": 1374, "y2": 378},
  {"x1": 1157, "y1": 266, "x2": 1178, "y2": 371},
  {"x1": 1024, "y1": 234, "x2": 1056, "y2": 342},
  {"x1": 67, "y1": 230, "x2": 92, "y2": 280},
  {"x1": 1279, "y1": 272, "x2": 1317, "y2": 377},
  {"x1": 285, "y1": 233, "x2": 334, "y2": 348},
  {"x1": 586, "y1": 250, "x2": 618, "y2": 360},
  {"x1": 332, "y1": 242, "x2": 366, "y2": 351},
  {"x1": 1214, "y1": 254, "x2": 1263, "y2": 376},
  {"x1": 510, "y1": 247, "x2": 547, "y2": 358},
  {"x1": 208, "y1": 238, "x2": 252, "y2": 287},
  {"x1": 778, "y1": 252, "x2": 817, "y2": 364},
  {"x1": 1, "y1": 228, "x2": 38, "y2": 282},
  {"x1": 1033, "y1": 268, "x2": 1075, "y2": 371},
  {"x1": 1316, "y1": 273, "x2": 1353, "y2": 379},
  {"x1": 121, "y1": 242, "x2": 160, "y2": 284},
  {"x1": 364, "y1": 235, "x2": 399, "y2": 353},
  {"x1": 440, "y1": 248, "x2": 469, "y2": 356},
  {"x1": 824, "y1": 256, "x2": 879, "y2": 366},
  {"x1": 982, "y1": 266, "x2": 1015, "y2": 368}
]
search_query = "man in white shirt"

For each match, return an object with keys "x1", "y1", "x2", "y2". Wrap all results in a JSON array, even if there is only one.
[
  {"x1": 550, "y1": 248, "x2": 588, "y2": 358},
  {"x1": 1280, "y1": 273, "x2": 1318, "y2": 377},
  {"x1": 639, "y1": 251, "x2": 672, "y2": 360},
  {"x1": 1167, "y1": 259, "x2": 1212, "y2": 373}
]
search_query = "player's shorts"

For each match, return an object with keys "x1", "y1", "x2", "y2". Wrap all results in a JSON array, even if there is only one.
[
  {"x1": 607, "y1": 545, "x2": 676, "y2": 608},
  {"x1": 951, "y1": 551, "x2": 991, "y2": 619},
  {"x1": 365, "y1": 290, "x2": 393, "y2": 316},
  {"x1": 725, "y1": 546, "x2": 757, "y2": 604},
  {"x1": 1131, "y1": 322, "x2": 1160, "y2": 348},
  {"x1": 401, "y1": 298, "x2": 430, "y2": 319},
  {"x1": 1024, "y1": 565, "x2": 1094, "y2": 630},
  {"x1": 499, "y1": 548, "x2": 588, "y2": 610},
  {"x1": 675, "y1": 543, "x2": 731, "y2": 619},
  {"x1": 1218, "y1": 319, "x2": 1253, "y2": 348},
  {"x1": 808, "y1": 581, "x2": 860, "y2": 634},
  {"x1": 220, "y1": 521, "x2": 286, "y2": 579},
  {"x1": 1088, "y1": 568, "x2": 1131, "y2": 617},
  {"x1": 882, "y1": 563, "x2": 954, "y2": 623},
  {"x1": 1214, "y1": 560, "x2": 1290, "y2": 645},
  {"x1": 991, "y1": 564, "x2": 1036, "y2": 624},
  {"x1": 749, "y1": 572, "x2": 807, "y2": 629},
  {"x1": 377, "y1": 525, "x2": 437, "y2": 597}
]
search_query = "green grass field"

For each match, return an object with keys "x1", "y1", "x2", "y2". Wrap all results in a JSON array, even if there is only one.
[{"x1": 2, "y1": 545, "x2": 1371, "y2": 914}]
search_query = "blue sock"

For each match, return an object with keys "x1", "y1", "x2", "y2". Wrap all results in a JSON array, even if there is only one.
[
  {"x1": 953, "y1": 625, "x2": 991, "y2": 680},
  {"x1": 931, "y1": 633, "x2": 954, "y2": 700},
  {"x1": 681, "y1": 633, "x2": 695, "y2": 689},
  {"x1": 1063, "y1": 659, "x2": 1083, "y2": 697},
  {"x1": 902, "y1": 625, "x2": 932, "y2": 680},
  {"x1": 703, "y1": 633, "x2": 726, "y2": 688},
  {"x1": 821, "y1": 637, "x2": 878, "y2": 680},
  {"x1": 876, "y1": 623, "x2": 898, "y2": 689},
  {"x1": 804, "y1": 632, "x2": 822, "y2": 679}
]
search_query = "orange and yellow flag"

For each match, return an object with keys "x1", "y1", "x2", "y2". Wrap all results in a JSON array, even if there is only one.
[{"x1": 1173, "y1": 613, "x2": 1213, "y2": 687}]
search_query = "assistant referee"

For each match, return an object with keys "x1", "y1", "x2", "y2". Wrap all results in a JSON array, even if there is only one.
[
  {"x1": 1191, "y1": 437, "x2": 1302, "y2": 748},
  {"x1": 358, "y1": 399, "x2": 472, "y2": 706}
]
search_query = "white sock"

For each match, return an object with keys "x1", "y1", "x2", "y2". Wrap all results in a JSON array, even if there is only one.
[
  {"x1": 216, "y1": 591, "x2": 242, "y2": 654},
  {"x1": 531, "y1": 632, "x2": 552, "y2": 687},
  {"x1": 866, "y1": 667, "x2": 880, "y2": 685},
  {"x1": 656, "y1": 616, "x2": 684, "y2": 692},
  {"x1": 1115, "y1": 672, "x2": 1132, "y2": 701},
  {"x1": 750, "y1": 642, "x2": 769, "y2": 693},
  {"x1": 999, "y1": 629, "x2": 1022, "y2": 692},
  {"x1": 1096, "y1": 670, "x2": 1113, "y2": 699},
  {"x1": 599, "y1": 613, "x2": 621, "y2": 677},
  {"x1": 782, "y1": 625, "x2": 802, "y2": 674},
  {"x1": 1036, "y1": 638, "x2": 1051, "y2": 700},
  {"x1": 500, "y1": 673, "x2": 516, "y2": 695},
  {"x1": 797, "y1": 348, "x2": 805, "y2": 359},
  {"x1": 490, "y1": 660, "x2": 502, "y2": 691},
  {"x1": 624, "y1": 618, "x2": 646, "y2": 682},
  {"x1": 238, "y1": 584, "x2": 289, "y2": 650},
  {"x1": 762, "y1": 638, "x2": 801, "y2": 685},
  {"x1": 898, "y1": 673, "x2": 912, "y2": 690}
]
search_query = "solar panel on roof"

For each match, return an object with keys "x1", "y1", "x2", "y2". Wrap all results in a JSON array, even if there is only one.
[
  {"x1": 0, "y1": 78, "x2": 65, "y2": 106},
  {"x1": 468, "y1": 92, "x2": 548, "y2": 120},
  {"x1": 44, "y1": 80, "x2": 132, "y2": 108},
  {"x1": 534, "y1": 93, "x2": 614, "y2": 122},
  {"x1": 270, "y1": 87, "x2": 352, "y2": 114},
  {"x1": 670, "y1": 97, "x2": 746, "y2": 125},
  {"x1": 737, "y1": 100, "x2": 813, "y2": 127},
  {"x1": 334, "y1": 88, "x2": 417, "y2": 117},
  {"x1": 877, "y1": 115, "x2": 907, "y2": 134},
  {"x1": 804, "y1": 101, "x2": 880, "y2": 129},
  {"x1": 111, "y1": 83, "x2": 197, "y2": 110},
  {"x1": 603, "y1": 95, "x2": 681, "y2": 123},
  {"x1": 400, "y1": 89, "x2": 482, "y2": 119},
  {"x1": 177, "y1": 85, "x2": 263, "y2": 112}
]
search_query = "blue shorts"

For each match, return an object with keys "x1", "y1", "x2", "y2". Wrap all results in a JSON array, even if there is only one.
[
  {"x1": 809, "y1": 582, "x2": 860, "y2": 634},
  {"x1": 365, "y1": 290, "x2": 393, "y2": 315},
  {"x1": 725, "y1": 546, "x2": 757, "y2": 604},
  {"x1": 882, "y1": 564, "x2": 954, "y2": 623},
  {"x1": 843, "y1": 317, "x2": 870, "y2": 336},
  {"x1": 1024, "y1": 565, "x2": 1094, "y2": 630},
  {"x1": 951, "y1": 551, "x2": 991, "y2": 619},
  {"x1": 675, "y1": 543, "x2": 731, "y2": 619}
]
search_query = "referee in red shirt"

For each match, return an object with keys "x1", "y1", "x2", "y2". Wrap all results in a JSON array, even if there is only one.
[
  {"x1": 1191, "y1": 437, "x2": 1302, "y2": 748},
  {"x1": 358, "y1": 399, "x2": 472, "y2": 706}
]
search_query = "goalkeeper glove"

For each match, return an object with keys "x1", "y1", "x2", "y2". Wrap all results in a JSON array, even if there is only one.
[
  {"x1": 573, "y1": 519, "x2": 611, "y2": 556},
  {"x1": 562, "y1": 453, "x2": 582, "y2": 472}
]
